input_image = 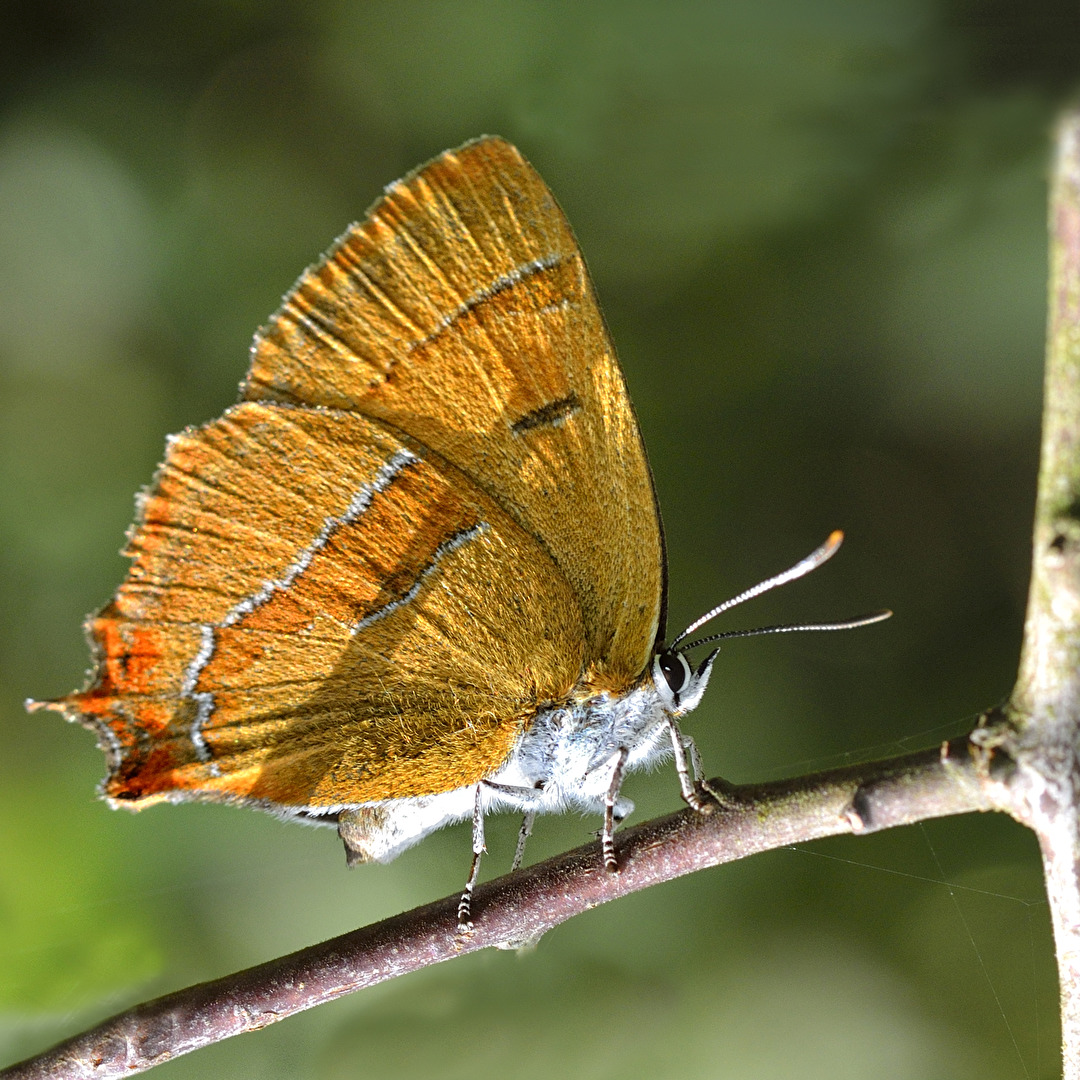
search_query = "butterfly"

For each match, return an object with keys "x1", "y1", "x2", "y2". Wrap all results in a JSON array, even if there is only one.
[{"x1": 31, "y1": 137, "x2": 886, "y2": 926}]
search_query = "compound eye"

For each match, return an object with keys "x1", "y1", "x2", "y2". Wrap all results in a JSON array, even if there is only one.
[{"x1": 657, "y1": 651, "x2": 691, "y2": 696}]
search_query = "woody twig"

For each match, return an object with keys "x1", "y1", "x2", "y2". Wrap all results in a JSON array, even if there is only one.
[
  {"x1": 0, "y1": 742, "x2": 997, "y2": 1080},
  {"x1": 995, "y1": 106, "x2": 1080, "y2": 1080}
]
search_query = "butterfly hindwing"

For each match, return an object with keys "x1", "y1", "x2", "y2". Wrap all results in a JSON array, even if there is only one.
[{"x1": 54, "y1": 402, "x2": 584, "y2": 809}]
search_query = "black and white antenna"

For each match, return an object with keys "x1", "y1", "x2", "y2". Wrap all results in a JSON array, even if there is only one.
[{"x1": 668, "y1": 531, "x2": 891, "y2": 656}]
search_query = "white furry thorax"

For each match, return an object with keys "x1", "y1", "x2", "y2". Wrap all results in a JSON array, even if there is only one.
[{"x1": 326, "y1": 674, "x2": 678, "y2": 864}]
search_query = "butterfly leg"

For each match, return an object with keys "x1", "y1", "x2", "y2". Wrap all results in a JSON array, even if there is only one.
[
  {"x1": 512, "y1": 811, "x2": 536, "y2": 872},
  {"x1": 457, "y1": 785, "x2": 486, "y2": 931},
  {"x1": 602, "y1": 747, "x2": 630, "y2": 872},
  {"x1": 478, "y1": 779, "x2": 543, "y2": 871},
  {"x1": 665, "y1": 716, "x2": 736, "y2": 812},
  {"x1": 665, "y1": 715, "x2": 704, "y2": 808},
  {"x1": 685, "y1": 734, "x2": 739, "y2": 808},
  {"x1": 481, "y1": 779, "x2": 545, "y2": 806}
]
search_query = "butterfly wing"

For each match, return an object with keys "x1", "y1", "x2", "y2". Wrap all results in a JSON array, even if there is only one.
[
  {"x1": 45, "y1": 403, "x2": 585, "y2": 810},
  {"x1": 39, "y1": 137, "x2": 665, "y2": 812},
  {"x1": 244, "y1": 137, "x2": 666, "y2": 689}
]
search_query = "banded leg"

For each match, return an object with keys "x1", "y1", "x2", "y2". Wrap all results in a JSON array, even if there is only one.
[
  {"x1": 603, "y1": 747, "x2": 630, "y2": 872},
  {"x1": 457, "y1": 786, "x2": 485, "y2": 931},
  {"x1": 666, "y1": 716, "x2": 736, "y2": 810},
  {"x1": 512, "y1": 812, "x2": 536, "y2": 872},
  {"x1": 479, "y1": 779, "x2": 543, "y2": 873}
]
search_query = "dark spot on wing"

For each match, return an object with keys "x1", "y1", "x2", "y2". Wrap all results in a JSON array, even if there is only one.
[{"x1": 510, "y1": 393, "x2": 582, "y2": 436}]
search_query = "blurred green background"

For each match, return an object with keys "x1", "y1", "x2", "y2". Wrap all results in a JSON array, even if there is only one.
[{"x1": 1, "y1": 1, "x2": 1074, "y2": 1077}]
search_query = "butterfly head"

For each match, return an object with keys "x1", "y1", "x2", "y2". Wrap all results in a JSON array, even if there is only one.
[
  {"x1": 647, "y1": 531, "x2": 892, "y2": 719},
  {"x1": 651, "y1": 646, "x2": 719, "y2": 717}
]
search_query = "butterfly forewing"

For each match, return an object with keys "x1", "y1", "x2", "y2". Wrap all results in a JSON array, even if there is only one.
[{"x1": 245, "y1": 137, "x2": 665, "y2": 689}]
